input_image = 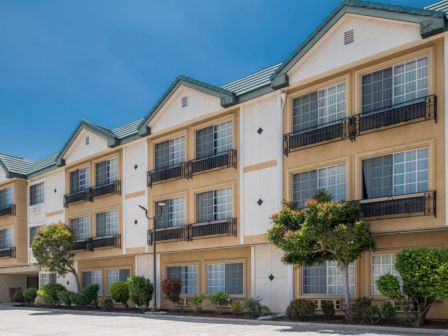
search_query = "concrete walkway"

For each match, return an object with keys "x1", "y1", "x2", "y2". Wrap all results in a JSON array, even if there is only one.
[{"x1": 0, "y1": 304, "x2": 445, "y2": 336}]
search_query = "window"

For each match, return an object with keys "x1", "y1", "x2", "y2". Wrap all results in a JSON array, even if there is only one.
[
  {"x1": 0, "y1": 188, "x2": 13, "y2": 209},
  {"x1": 0, "y1": 228, "x2": 13, "y2": 249},
  {"x1": 197, "y1": 188, "x2": 232, "y2": 223},
  {"x1": 362, "y1": 148, "x2": 428, "y2": 199},
  {"x1": 292, "y1": 164, "x2": 346, "y2": 208},
  {"x1": 95, "y1": 158, "x2": 118, "y2": 187},
  {"x1": 196, "y1": 121, "x2": 232, "y2": 159},
  {"x1": 96, "y1": 210, "x2": 118, "y2": 237},
  {"x1": 167, "y1": 265, "x2": 198, "y2": 295},
  {"x1": 292, "y1": 82, "x2": 346, "y2": 132},
  {"x1": 40, "y1": 272, "x2": 56, "y2": 286},
  {"x1": 30, "y1": 183, "x2": 45, "y2": 206},
  {"x1": 29, "y1": 226, "x2": 43, "y2": 247},
  {"x1": 70, "y1": 168, "x2": 89, "y2": 193},
  {"x1": 71, "y1": 216, "x2": 90, "y2": 241},
  {"x1": 155, "y1": 137, "x2": 185, "y2": 170},
  {"x1": 82, "y1": 270, "x2": 102, "y2": 295},
  {"x1": 362, "y1": 56, "x2": 428, "y2": 114},
  {"x1": 303, "y1": 261, "x2": 355, "y2": 295},
  {"x1": 106, "y1": 269, "x2": 130, "y2": 293},
  {"x1": 155, "y1": 197, "x2": 185, "y2": 229},
  {"x1": 371, "y1": 255, "x2": 401, "y2": 296},
  {"x1": 207, "y1": 263, "x2": 243, "y2": 295}
]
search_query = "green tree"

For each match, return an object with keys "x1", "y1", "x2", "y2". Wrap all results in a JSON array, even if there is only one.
[
  {"x1": 377, "y1": 248, "x2": 448, "y2": 326},
  {"x1": 266, "y1": 191, "x2": 375, "y2": 317},
  {"x1": 31, "y1": 224, "x2": 80, "y2": 291}
]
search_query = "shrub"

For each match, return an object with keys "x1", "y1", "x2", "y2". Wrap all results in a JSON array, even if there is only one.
[
  {"x1": 243, "y1": 297, "x2": 270, "y2": 318},
  {"x1": 128, "y1": 276, "x2": 154, "y2": 311},
  {"x1": 161, "y1": 279, "x2": 182, "y2": 305},
  {"x1": 321, "y1": 300, "x2": 335, "y2": 318},
  {"x1": 58, "y1": 290, "x2": 75, "y2": 306},
  {"x1": 110, "y1": 281, "x2": 129, "y2": 308},
  {"x1": 287, "y1": 299, "x2": 315, "y2": 319},
  {"x1": 350, "y1": 297, "x2": 381, "y2": 324},
  {"x1": 14, "y1": 290, "x2": 24, "y2": 304},
  {"x1": 100, "y1": 297, "x2": 114, "y2": 311},
  {"x1": 377, "y1": 248, "x2": 448, "y2": 326},
  {"x1": 230, "y1": 301, "x2": 243, "y2": 315},
  {"x1": 379, "y1": 301, "x2": 396, "y2": 319},
  {"x1": 72, "y1": 284, "x2": 99, "y2": 307},
  {"x1": 207, "y1": 292, "x2": 230, "y2": 307},
  {"x1": 23, "y1": 288, "x2": 38, "y2": 306},
  {"x1": 37, "y1": 283, "x2": 66, "y2": 305},
  {"x1": 188, "y1": 294, "x2": 205, "y2": 311}
]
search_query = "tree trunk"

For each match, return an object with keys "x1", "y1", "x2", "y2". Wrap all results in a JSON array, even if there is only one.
[
  {"x1": 68, "y1": 267, "x2": 81, "y2": 292},
  {"x1": 341, "y1": 263, "x2": 351, "y2": 319}
]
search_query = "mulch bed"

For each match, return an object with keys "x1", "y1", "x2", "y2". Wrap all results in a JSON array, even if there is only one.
[{"x1": 13, "y1": 304, "x2": 448, "y2": 329}]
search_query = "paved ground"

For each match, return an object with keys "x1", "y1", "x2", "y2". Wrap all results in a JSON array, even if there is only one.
[{"x1": 0, "y1": 305, "x2": 443, "y2": 336}]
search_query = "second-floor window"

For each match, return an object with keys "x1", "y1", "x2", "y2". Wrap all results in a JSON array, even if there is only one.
[
  {"x1": 292, "y1": 82, "x2": 346, "y2": 132},
  {"x1": 70, "y1": 168, "x2": 89, "y2": 193},
  {"x1": 29, "y1": 225, "x2": 43, "y2": 247},
  {"x1": 95, "y1": 158, "x2": 118, "y2": 187},
  {"x1": 96, "y1": 210, "x2": 118, "y2": 237},
  {"x1": 362, "y1": 56, "x2": 428, "y2": 114},
  {"x1": 155, "y1": 136, "x2": 185, "y2": 170},
  {"x1": 197, "y1": 187, "x2": 232, "y2": 223},
  {"x1": 292, "y1": 164, "x2": 346, "y2": 208},
  {"x1": 0, "y1": 228, "x2": 13, "y2": 249},
  {"x1": 362, "y1": 148, "x2": 428, "y2": 199},
  {"x1": 30, "y1": 183, "x2": 45, "y2": 206},
  {"x1": 0, "y1": 188, "x2": 13, "y2": 209},
  {"x1": 71, "y1": 216, "x2": 90, "y2": 241},
  {"x1": 196, "y1": 121, "x2": 232, "y2": 159},
  {"x1": 156, "y1": 197, "x2": 185, "y2": 229}
]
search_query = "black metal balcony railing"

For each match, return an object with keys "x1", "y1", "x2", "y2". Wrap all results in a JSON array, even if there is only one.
[
  {"x1": 358, "y1": 191, "x2": 436, "y2": 219},
  {"x1": 0, "y1": 205, "x2": 16, "y2": 217},
  {"x1": 64, "y1": 190, "x2": 91, "y2": 208},
  {"x1": 147, "y1": 163, "x2": 186, "y2": 188},
  {"x1": 147, "y1": 218, "x2": 237, "y2": 245},
  {"x1": 191, "y1": 150, "x2": 238, "y2": 176},
  {"x1": 91, "y1": 181, "x2": 121, "y2": 199},
  {"x1": 356, "y1": 95, "x2": 437, "y2": 135},
  {"x1": 72, "y1": 234, "x2": 121, "y2": 252},
  {"x1": 0, "y1": 247, "x2": 15, "y2": 258},
  {"x1": 147, "y1": 150, "x2": 238, "y2": 188},
  {"x1": 284, "y1": 95, "x2": 437, "y2": 154}
]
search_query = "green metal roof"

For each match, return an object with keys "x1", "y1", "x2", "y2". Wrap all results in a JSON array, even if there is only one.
[
  {"x1": 426, "y1": 1, "x2": 448, "y2": 13},
  {"x1": 112, "y1": 118, "x2": 144, "y2": 139},
  {"x1": 28, "y1": 152, "x2": 60, "y2": 176},
  {"x1": 0, "y1": 153, "x2": 33, "y2": 178},
  {"x1": 222, "y1": 63, "x2": 282, "y2": 96}
]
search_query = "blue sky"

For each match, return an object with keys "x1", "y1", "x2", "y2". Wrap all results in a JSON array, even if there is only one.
[{"x1": 0, "y1": 0, "x2": 434, "y2": 160}]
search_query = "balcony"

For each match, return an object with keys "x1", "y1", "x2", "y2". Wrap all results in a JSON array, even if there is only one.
[
  {"x1": 91, "y1": 181, "x2": 121, "y2": 199},
  {"x1": 284, "y1": 118, "x2": 353, "y2": 154},
  {"x1": 72, "y1": 234, "x2": 121, "y2": 251},
  {"x1": 64, "y1": 190, "x2": 90, "y2": 208},
  {"x1": 147, "y1": 150, "x2": 238, "y2": 188},
  {"x1": 191, "y1": 150, "x2": 238, "y2": 176},
  {"x1": 283, "y1": 95, "x2": 437, "y2": 154},
  {"x1": 147, "y1": 218, "x2": 237, "y2": 245},
  {"x1": 147, "y1": 163, "x2": 186, "y2": 188},
  {"x1": 358, "y1": 191, "x2": 436, "y2": 219},
  {"x1": 0, "y1": 247, "x2": 15, "y2": 258},
  {"x1": 0, "y1": 205, "x2": 15, "y2": 217}
]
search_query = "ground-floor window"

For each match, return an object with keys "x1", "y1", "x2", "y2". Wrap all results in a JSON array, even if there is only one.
[
  {"x1": 371, "y1": 254, "x2": 400, "y2": 296},
  {"x1": 207, "y1": 262, "x2": 243, "y2": 295},
  {"x1": 82, "y1": 270, "x2": 103, "y2": 295},
  {"x1": 303, "y1": 261, "x2": 355, "y2": 295},
  {"x1": 106, "y1": 269, "x2": 130, "y2": 294},
  {"x1": 39, "y1": 272, "x2": 56, "y2": 287},
  {"x1": 167, "y1": 265, "x2": 198, "y2": 295}
]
